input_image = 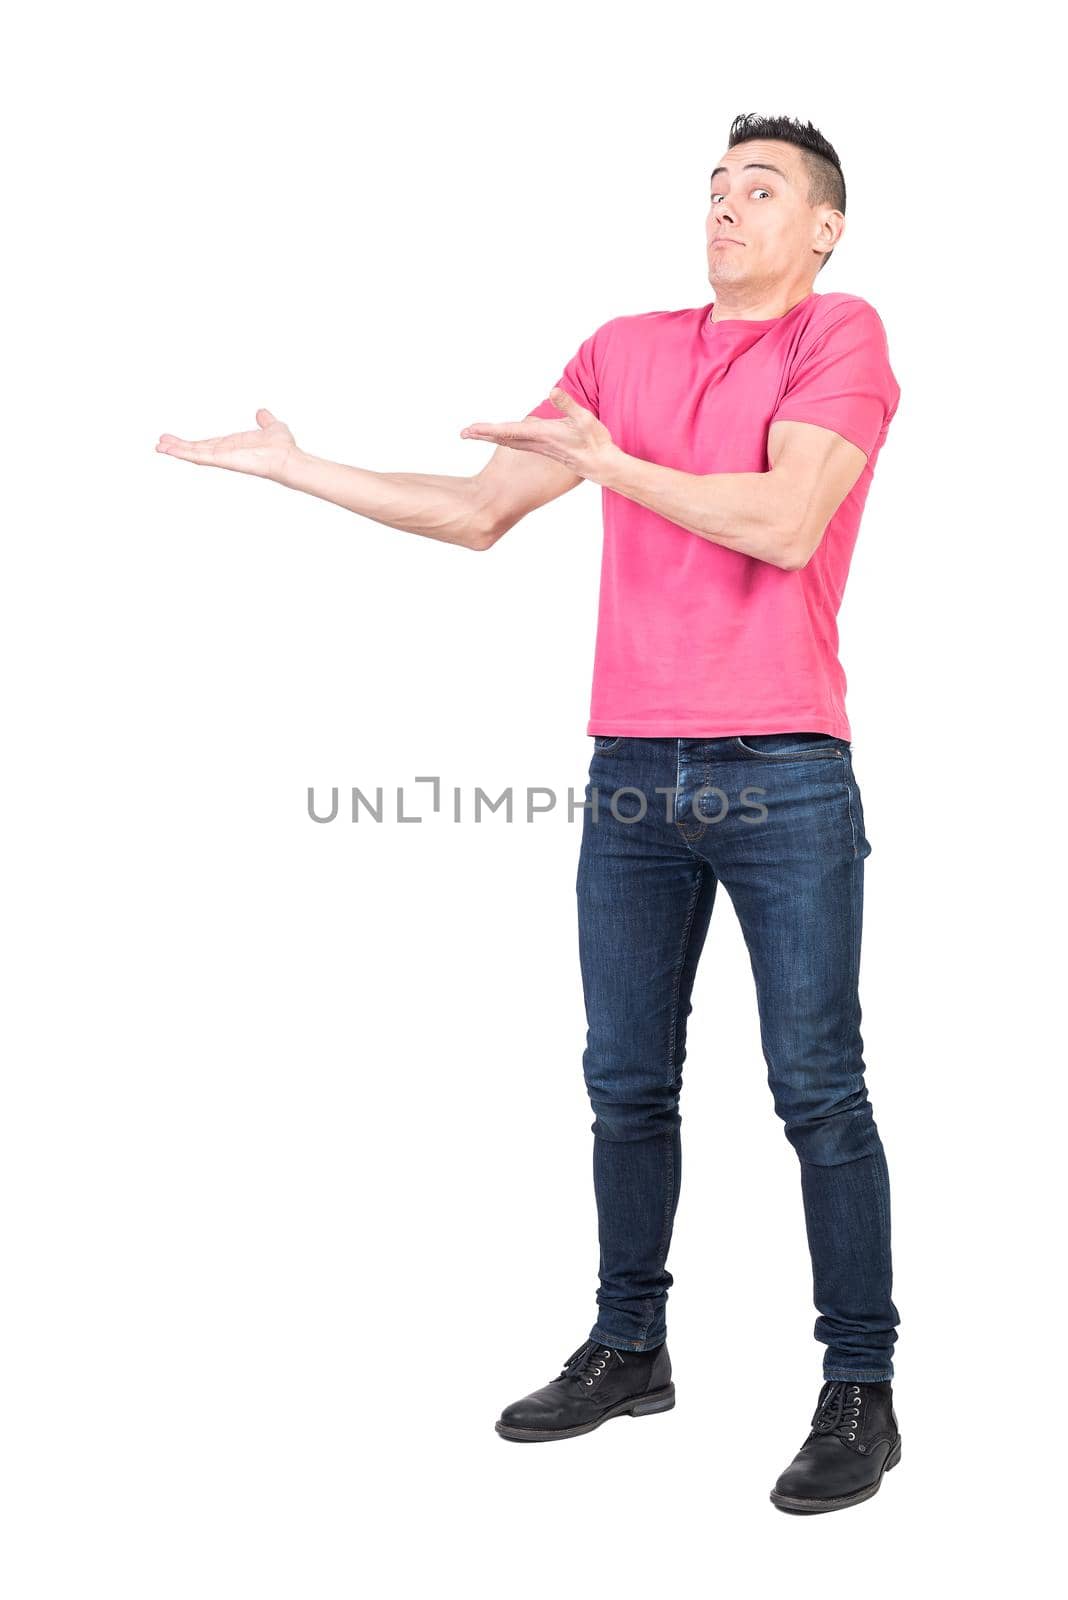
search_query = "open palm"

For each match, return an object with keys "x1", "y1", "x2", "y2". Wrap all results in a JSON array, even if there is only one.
[{"x1": 155, "y1": 408, "x2": 298, "y2": 480}]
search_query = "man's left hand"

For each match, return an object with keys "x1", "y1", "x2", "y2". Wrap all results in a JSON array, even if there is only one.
[{"x1": 460, "y1": 388, "x2": 620, "y2": 483}]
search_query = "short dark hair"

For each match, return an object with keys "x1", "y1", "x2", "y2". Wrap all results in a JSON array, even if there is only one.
[{"x1": 726, "y1": 112, "x2": 846, "y2": 275}]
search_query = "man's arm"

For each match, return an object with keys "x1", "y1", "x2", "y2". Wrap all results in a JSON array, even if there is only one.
[
  {"x1": 598, "y1": 419, "x2": 868, "y2": 570},
  {"x1": 459, "y1": 391, "x2": 867, "y2": 570},
  {"x1": 471, "y1": 441, "x2": 584, "y2": 547},
  {"x1": 156, "y1": 407, "x2": 582, "y2": 551},
  {"x1": 278, "y1": 442, "x2": 582, "y2": 551},
  {"x1": 277, "y1": 451, "x2": 493, "y2": 549}
]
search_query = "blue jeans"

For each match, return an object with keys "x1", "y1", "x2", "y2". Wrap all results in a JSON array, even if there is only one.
[{"x1": 576, "y1": 732, "x2": 900, "y2": 1383}]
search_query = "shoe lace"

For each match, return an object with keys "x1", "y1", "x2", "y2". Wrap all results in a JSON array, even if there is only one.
[
  {"x1": 557, "y1": 1340, "x2": 618, "y2": 1386},
  {"x1": 810, "y1": 1381, "x2": 862, "y2": 1443}
]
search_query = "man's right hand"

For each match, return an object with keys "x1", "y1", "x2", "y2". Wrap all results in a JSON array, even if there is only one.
[{"x1": 155, "y1": 408, "x2": 299, "y2": 481}]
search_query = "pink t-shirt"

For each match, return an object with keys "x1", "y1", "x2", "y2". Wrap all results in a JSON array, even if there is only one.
[{"x1": 526, "y1": 290, "x2": 900, "y2": 740}]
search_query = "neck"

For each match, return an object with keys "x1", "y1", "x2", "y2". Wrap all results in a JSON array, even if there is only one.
[{"x1": 710, "y1": 284, "x2": 815, "y2": 322}]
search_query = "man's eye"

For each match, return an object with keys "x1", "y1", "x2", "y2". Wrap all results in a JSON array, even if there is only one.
[{"x1": 710, "y1": 188, "x2": 771, "y2": 203}]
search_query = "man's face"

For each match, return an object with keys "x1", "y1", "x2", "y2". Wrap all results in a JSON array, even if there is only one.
[{"x1": 705, "y1": 139, "x2": 840, "y2": 293}]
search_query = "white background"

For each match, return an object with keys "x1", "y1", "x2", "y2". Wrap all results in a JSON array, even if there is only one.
[{"x1": 3, "y1": 1, "x2": 1062, "y2": 1592}]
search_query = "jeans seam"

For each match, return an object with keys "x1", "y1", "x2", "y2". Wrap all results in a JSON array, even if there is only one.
[
  {"x1": 589, "y1": 1327, "x2": 666, "y2": 1353},
  {"x1": 644, "y1": 1135, "x2": 674, "y2": 1346},
  {"x1": 823, "y1": 1370, "x2": 894, "y2": 1383},
  {"x1": 843, "y1": 763, "x2": 859, "y2": 858},
  {"x1": 666, "y1": 869, "x2": 704, "y2": 1088},
  {"x1": 644, "y1": 870, "x2": 704, "y2": 1345}
]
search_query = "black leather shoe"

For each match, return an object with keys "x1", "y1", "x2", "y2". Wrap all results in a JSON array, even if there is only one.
[
  {"x1": 770, "y1": 1379, "x2": 901, "y2": 1513},
  {"x1": 495, "y1": 1338, "x2": 675, "y2": 1441}
]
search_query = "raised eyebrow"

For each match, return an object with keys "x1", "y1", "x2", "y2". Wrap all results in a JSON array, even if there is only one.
[{"x1": 709, "y1": 163, "x2": 789, "y2": 185}]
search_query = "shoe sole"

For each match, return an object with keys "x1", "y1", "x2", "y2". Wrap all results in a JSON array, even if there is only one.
[
  {"x1": 494, "y1": 1383, "x2": 676, "y2": 1442},
  {"x1": 769, "y1": 1436, "x2": 902, "y2": 1514}
]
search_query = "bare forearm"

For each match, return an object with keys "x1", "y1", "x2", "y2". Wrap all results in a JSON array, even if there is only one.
[
  {"x1": 276, "y1": 450, "x2": 491, "y2": 549},
  {"x1": 598, "y1": 450, "x2": 796, "y2": 568}
]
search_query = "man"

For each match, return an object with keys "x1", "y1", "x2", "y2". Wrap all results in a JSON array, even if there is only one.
[{"x1": 157, "y1": 111, "x2": 902, "y2": 1516}]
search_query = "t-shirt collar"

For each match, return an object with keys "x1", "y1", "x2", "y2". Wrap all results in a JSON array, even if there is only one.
[{"x1": 703, "y1": 289, "x2": 817, "y2": 341}]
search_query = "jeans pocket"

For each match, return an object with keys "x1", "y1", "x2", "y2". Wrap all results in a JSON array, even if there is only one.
[
  {"x1": 592, "y1": 734, "x2": 625, "y2": 752},
  {"x1": 733, "y1": 731, "x2": 847, "y2": 760}
]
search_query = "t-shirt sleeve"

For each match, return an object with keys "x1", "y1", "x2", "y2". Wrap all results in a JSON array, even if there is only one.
[
  {"x1": 769, "y1": 300, "x2": 901, "y2": 459},
  {"x1": 524, "y1": 319, "x2": 612, "y2": 420}
]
